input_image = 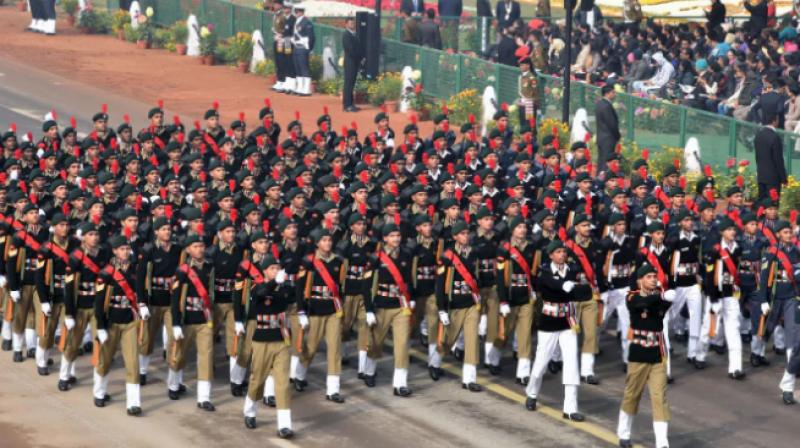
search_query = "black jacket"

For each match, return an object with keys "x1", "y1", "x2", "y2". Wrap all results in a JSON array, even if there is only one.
[
  {"x1": 595, "y1": 97, "x2": 620, "y2": 156},
  {"x1": 754, "y1": 126, "x2": 787, "y2": 186},
  {"x1": 342, "y1": 29, "x2": 363, "y2": 73},
  {"x1": 495, "y1": 1, "x2": 521, "y2": 30}
]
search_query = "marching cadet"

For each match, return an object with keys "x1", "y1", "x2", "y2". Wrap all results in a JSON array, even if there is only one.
[
  {"x1": 34, "y1": 213, "x2": 76, "y2": 375},
  {"x1": 336, "y1": 213, "x2": 374, "y2": 378},
  {"x1": 437, "y1": 221, "x2": 483, "y2": 392},
  {"x1": 668, "y1": 210, "x2": 705, "y2": 368},
  {"x1": 295, "y1": 227, "x2": 346, "y2": 401},
  {"x1": 94, "y1": 235, "x2": 149, "y2": 416},
  {"x1": 473, "y1": 206, "x2": 502, "y2": 375},
  {"x1": 169, "y1": 234, "x2": 216, "y2": 411},
  {"x1": 241, "y1": 255, "x2": 295, "y2": 438},
  {"x1": 496, "y1": 216, "x2": 536, "y2": 385},
  {"x1": 363, "y1": 223, "x2": 414, "y2": 396},
  {"x1": 6, "y1": 203, "x2": 49, "y2": 363},
  {"x1": 617, "y1": 264, "x2": 674, "y2": 448},
  {"x1": 408, "y1": 214, "x2": 442, "y2": 380},
  {"x1": 60, "y1": 223, "x2": 108, "y2": 391},
  {"x1": 136, "y1": 217, "x2": 181, "y2": 386},
  {"x1": 600, "y1": 212, "x2": 637, "y2": 369},
  {"x1": 757, "y1": 220, "x2": 800, "y2": 405},
  {"x1": 524, "y1": 238, "x2": 590, "y2": 421},
  {"x1": 698, "y1": 218, "x2": 745, "y2": 380},
  {"x1": 564, "y1": 213, "x2": 604, "y2": 385},
  {"x1": 207, "y1": 219, "x2": 243, "y2": 383},
  {"x1": 738, "y1": 212, "x2": 770, "y2": 367}
]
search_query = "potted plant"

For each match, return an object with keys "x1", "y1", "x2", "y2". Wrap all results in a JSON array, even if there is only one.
[
  {"x1": 135, "y1": 7, "x2": 154, "y2": 49},
  {"x1": 170, "y1": 20, "x2": 188, "y2": 55},
  {"x1": 228, "y1": 32, "x2": 252, "y2": 73},
  {"x1": 199, "y1": 24, "x2": 218, "y2": 65},
  {"x1": 367, "y1": 72, "x2": 402, "y2": 108},
  {"x1": 77, "y1": 3, "x2": 111, "y2": 34},
  {"x1": 252, "y1": 59, "x2": 277, "y2": 84},
  {"x1": 111, "y1": 10, "x2": 129, "y2": 39},
  {"x1": 62, "y1": 0, "x2": 79, "y2": 26}
]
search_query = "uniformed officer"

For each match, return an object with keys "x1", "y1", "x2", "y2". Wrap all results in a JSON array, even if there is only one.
[
  {"x1": 517, "y1": 56, "x2": 539, "y2": 131},
  {"x1": 291, "y1": 4, "x2": 315, "y2": 96}
]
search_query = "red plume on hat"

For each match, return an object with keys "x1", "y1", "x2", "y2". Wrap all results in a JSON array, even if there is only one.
[
  {"x1": 9, "y1": 122, "x2": 17, "y2": 133},
  {"x1": 418, "y1": 173, "x2": 428, "y2": 187},
  {"x1": 247, "y1": 158, "x2": 255, "y2": 172},
  {"x1": 427, "y1": 204, "x2": 435, "y2": 218},
  {"x1": 296, "y1": 176, "x2": 305, "y2": 188},
  {"x1": 408, "y1": 134, "x2": 416, "y2": 145},
  {"x1": 552, "y1": 137, "x2": 560, "y2": 151},
  {"x1": 770, "y1": 188, "x2": 779, "y2": 201},
  {"x1": 421, "y1": 151, "x2": 429, "y2": 165},
  {"x1": 331, "y1": 190, "x2": 340, "y2": 203},
  {"x1": 463, "y1": 211, "x2": 471, "y2": 224},
  {"x1": 294, "y1": 111, "x2": 301, "y2": 121},
  {"x1": 110, "y1": 159, "x2": 120, "y2": 176},
  {"x1": 679, "y1": 175, "x2": 686, "y2": 190},
  {"x1": 58, "y1": 169, "x2": 66, "y2": 181},
  {"x1": 447, "y1": 163, "x2": 455, "y2": 175},
  {"x1": 468, "y1": 113, "x2": 475, "y2": 125},
  {"x1": 637, "y1": 166, "x2": 647, "y2": 180},
  {"x1": 616, "y1": 177, "x2": 625, "y2": 189},
  {"x1": 157, "y1": 99, "x2": 164, "y2": 110},
  {"x1": 521, "y1": 204, "x2": 529, "y2": 218},
  {"x1": 609, "y1": 160, "x2": 619, "y2": 175},
  {"x1": 359, "y1": 170, "x2": 370, "y2": 184},
  {"x1": 18, "y1": 180, "x2": 27, "y2": 194},
  {"x1": 135, "y1": 194, "x2": 142, "y2": 211},
  {"x1": 324, "y1": 216, "x2": 333, "y2": 231},
  {"x1": 283, "y1": 207, "x2": 292, "y2": 219},
  {"x1": 543, "y1": 196, "x2": 554, "y2": 211},
  {"x1": 487, "y1": 158, "x2": 497, "y2": 170},
  {"x1": 410, "y1": 114, "x2": 418, "y2": 125},
  {"x1": 704, "y1": 190, "x2": 715, "y2": 203},
  {"x1": 379, "y1": 103, "x2": 387, "y2": 114},
  {"x1": 159, "y1": 187, "x2": 167, "y2": 200},
  {"x1": 164, "y1": 204, "x2": 173, "y2": 220},
  {"x1": 199, "y1": 171, "x2": 207, "y2": 182},
  {"x1": 14, "y1": 148, "x2": 22, "y2": 160},
  {"x1": 485, "y1": 197, "x2": 493, "y2": 212},
  {"x1": 685, "y1": 198, "x2": 696, "y2": 212},
  {"x1": 229, "y1": 179, "x2": 236, "y2": 192},
  {"x1": 558, "y1": 227, "x2": 567, "y2": 242},
  {"x1": 195, "y1": 223, "x2": 205, "y2": 236},
  {"x1": 505, "y1": 187, "x2": 515, "y2": 198},
  {"x1": 211, "y1": 101, "x2": 219, "y2": 111},
  {"x1": 39, "y1": 158, "x2": 46, "y2": 172},
  {"x1": 703, "y1": 164, "x2": 713, "y2": 178},
  {"x1": 271, "y1": 167, "x2": 280, "y2": 181},
  {"x1": 363, "y1": 153, "x2": 373, "y2": 165},
  {"x1": 92, "y1": 213, "x2": 101, "y2": 225},
  {"x1": 93, "y1": 185, "x2": 102, "y2": 198},
  {"x1": 585, "y1": 196, "x2": 592, "y2": 216},
  {"x1": 149, "y1": 155, "x2": 159, "y2": 167},
  {"x1": 735, "y1": 175, "x2": 744, "y2": 189},
  {"x1": 73, "y1": 145, "x2": 81, "y2": 158},
  {"x1": 276, "y1": 145, "x2": 284, "y2": 157},
  {"x1": 641, "y1": 148, "x2": 650, "y2": 161},
  {"x1": 393, "y1": 213, "x2": 401, "y2": 226},
  {"x1": 473, "y1": 174, "x2": 482, "y2": 187},
  {"x1": 358, "y1": 202, "x2": 367, "y2": 217},
  {"x1": 264, "y1": 98, "x2": 271, "y2": 108},
  {"x1": 454, "y1": 187, "x2": 463, "y2": 201},
  {"x1": 29, "y1": 193, "x2": 38, "y2": 205},
  {"x1": 230, "y1": 208, "x2": 238, "y2": 222},
  {"x1": 70, "y1": 116, "x2": 77, "y2": 130},
  {"x1": 791, "y1": 210, "x2": 798, "y2": 224},
  {"x1": 124, "y1": 226, "x2": 132, "y2": 240},
  {"x1": 553, "y1": 179, "x2": 562, "y2": 194},
  {"x1": 262, "y1": 220, "x2": 270, "y2": 234},
  {"x1": 50, "y1": 108, "x2": 58, "y2": 120},
  {"x1": 201, "y1": 201, "x2": 209, "y2": 215},
  {"x1": 350, "y1": 121, "x2": 358, "y2": 132},
  {"x1": 193, "y1": 120, "x2": 201, "y2": 131},
  {"x1": 61, "y1": 202, "x2": 70, "y2": 216}
]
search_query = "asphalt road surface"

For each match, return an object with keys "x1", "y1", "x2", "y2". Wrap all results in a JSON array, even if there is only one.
[{"x1": 0, "y1": 57, "x2": 797, "y2": 448}]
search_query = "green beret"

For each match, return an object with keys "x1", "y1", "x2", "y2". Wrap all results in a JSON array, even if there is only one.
[
  {"x1": 381, "y1": 223, "x2": 401, "y2": 237},
  {"x1": 546, "y1": 238, "x2": 564, "y2": 254},
  {"x1": 637, "y1": 263, "x2": 656, "y2": 279},
  {"x1": 109, "y1": 235, "x2": 129, "y2": 249},
  {"x1": 451, "y1": 220, "x2": 469, "y2": 237}
]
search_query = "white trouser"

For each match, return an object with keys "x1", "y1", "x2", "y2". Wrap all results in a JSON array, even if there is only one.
[
  {"x1": 25, "y1": 328, "x2": 36, "y2": 351},
  {"x1": 139, "y1": 354, "x2": 151, "y2": 375},
  {"x1": 485, "y1": 342, "x2": 501, "y2": 367},
  {"x1": 780, "y1": 349, "x2": 796, "y2": 393},
  {"x1": 277, "y1": 409, "x2": 292, "y2": 430},
  {"x1": 462, "y1": 363, "x2": 477, "y2": 385},
  {"x1": 2, "y1": 320, "x2": 11, "y2": 340},
  {"x1": 604, "y1": 287, "x2": 631, "y2": 363},
  {"x1": 265, "y1": 375, "x2": 275, "y2": 398},
  {"x1": 517, "y1": 357, "x2": 531, "y2": 380},
  {"x1": 774, "y1": 325, "x2": 786, "y2": 350},
  {"x1": 244, "y1": 396, "x2": 258, "y2": 418},
  {"x1": 326, "y1": 375, "x2": 340, "y2": 395},
  {"x1": 617, "y1": 410, "x2": 634, "y2": 440},
  {"x1": 35, "y1": 346, "x2": 48, "y2": 368},
  {"x1": 59, "y1": 355, "x2": 72, "y2": 381},
  {"x1": 580, "y1": 352, "x2": 595, "y2": 377},
  {"x1": 428, "y1": 343, "x2": 442, "y2": 368},
  {"x1": 231, "y1": 361, "x2": 247, "y2": 385},
  {"x1": 93, "y1": 370, "x2": 109, "y2": 400},
  {"x1": 393, "y1": 368, "x2": 408, "y2": 388},
  {"x1": 167, "y1": 368, "x2": 182, "y2": 392},
  {"x1": 197, "y1": 380, "x2": 211, "y2": 403},
  {"x1": 526, "y1": 329, "x2": 580, "y2": 414},
  {"x1": 698, "y1": 297, "x2": 742, "y2": 373},
  {"x1": 672, "y1": 285, "x2": 703, "y2": 359},
  {"x1": 364, "y1": 355, "x2": 377, "y2": 376},
  {"x1": 290, "y1": 355, "x2": 300, "y2": 379},
  {"x1": 358, "y1": 350, "x2": 367, "y2": 374},
  {"x1": 751, "y1": 332, "x2": 767, "y2": 357},
  {"x1": 126, "y1": 383, "x2": 141, "y2": 408}
]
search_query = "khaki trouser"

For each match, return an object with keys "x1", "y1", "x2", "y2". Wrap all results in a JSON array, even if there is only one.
[
  {"x1": 496, "y1": 302, "x2": 534, "y2": 358},
  {"x1": 576, "y1": 299, "x2": 599, "y2": 354},
  {"x1": 1, "y1": 287, "x2": 7, "y2": 322},
  {"x1": 482, "y1": 287, "x2": 500, "y2": 343},
  {"x1": 342, "y1": 294, "x2": 368, "y2": 351},
  {"x1": 34, "y1": 296, "x2": 62, "y2": 350},
  {"x1": 247, "y1": 341, "x2": 291, "y2": 409},
  {"x1": 621, "y1": 361, "x2": 670, "y2": 421},
  {"x1": 368, "y1": 308, "x2": 410, "y2": 369},
  {"x1": 96, "y1": 321, "x2": 140, "y2": 384},
  {"x1": 416, "y1": 293, "x2": 438, "y2": 340},
  {"x1": 287, "y1": 304, "x2": 305, "y2": 362},
  {"x1": 235, "y1": 320, "x2": 257, "y2": 369},
  {"x1": 170, "y1": 323, "x2": 214, "y2": 381},
  {"x1": 12, "y1": 285, "x2": 36, "y2": 334},
  {"x1": 214, "y1": 302, "x2": 236, "y2": 356},
  {"x1": 61, "y1": 308, "x2": 95, "y2": 362},
  {"x1": 443, "y1": 305, "x2": 480, "y2": 365},
  {"x1": 302, "y1": 314, "x2": 341, "y2": 375},
  {"x1": 139, "y1": 305, "x2": 172, "y2": 356}
]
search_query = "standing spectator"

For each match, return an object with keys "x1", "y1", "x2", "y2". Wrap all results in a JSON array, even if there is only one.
[
  {"x1": 438, "y1": 0, "x2": 463, "y2": 51},
  {"x1": 623, "y1": 0, "x2": 643, "y2": 25},
  {"x1": 744, "y1": 0, "x2": 768, "y2": 39},
  {"x1": 595, "y1": 84, "x2": 620, "y2": 172},
  {"x1": 705, "y1": 0, "x2": 726, "y2": 34},
  {"x1": 749, "y1": 75, "x2": 785, "y2": 127},
  {"x1": 477, "y1": 0, "x2": 493, "y2": 17},
  {"x1": 420, "y1": 9, "x2": 443, "y2": 50},
  {"x1": 496, "y1": 26, "x2": 518, "y2": 66},
  {"x1": 400, "y1": 0, "x2": 425, "y2": 17},
  {"x1": 401, "y1": 10, "x2": 422, "y2": 45},
  {"x1": 537, "y1": 0, "x2": 551, "y2": 21},
  {"x1": 496, "y1": 0, "x2": 521, "y2": 40},
  {"x1": 754, "y1": 114, "x2": 787, "y2": 199},
  {"x1": 342, "y1": 17, "x2": 363, "y2": 113}
]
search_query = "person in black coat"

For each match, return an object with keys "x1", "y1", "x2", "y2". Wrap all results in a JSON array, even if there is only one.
[
  {"x1": 476, "y1": 0, "x2": 493, "y2": 17},
  {"x1": 342, "y1": 18, "x2": 363, "y2": 113},
  {"x1": 705, "y1": 0, "x2": 726, "y2": 33},
  {"x1": 749, "y1": 75, "x2": 785, "y2": 128},
  {"x1": 496, "y1": 26, "x2": 517, "y2": 67},
  {"x1": 438, "y1": 0, "x2": 463, "y2": 50},
  {"x1": 496, "y1": 0, "x2": 521, "y2": 32},
  {"x1": 420, "y1": 9, "x2": 443, "y2": 50},
  {"x1": 744, "y1": 0, "x2": 768, "y2": 39},
  {"x1": 595, "y1": 84, "x2": 620, "y2": 173},
  {"x1": 400, "y1": 0, "x2": 425, "y2": 16},
  {"x1": 754, "y1": 114, "x2": 787, "y2": 199}
]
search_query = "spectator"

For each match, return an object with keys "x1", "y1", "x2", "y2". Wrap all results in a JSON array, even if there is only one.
[
  {"x1": 497, "y1": 25, "x2": 518, "y2": 66},
  {"x1": 623, "y1": 0, "x2": 643, "y2": 25},
  {"x1": 438, "y1": 0, "x2": 463, "y2": 51},
  {"x1": 400, "y1": 10, "x2": 422, "y2": 45},
  {"x1": 536, "y1": 0, "x2": 551, "y2": 21},
  {"x1": 596, "y1": 84, "x2": 620, "y2": 172},
  {"x1": 754, "y1": 113, "x2": 787, "y2": 199},
  {"x1": 623, "y1": 50, "x2": 651, "y2": 91},
  {"x1": 631, "y1": 52, "x2": 674, "y2": 95},
  {"x1": 784, "y1": 83, "x2": 800, "y2": 130},
  {"x1": 420, "y1": 9, "x2": 443, "y2": 50},
  {"x1": 400, "y1": 0, "x2": 425, "y2": 17},
  {"x1": 720, "y1": 63, "x2": 757, "y2": 119},
  {"x1": 749, "y1": 75, "x2": 785, "y2": 127},
  {"x1": 744, "y1": 0, "x2": 768, "y2": 40},
  {"x1": 705, "y1": 0, "x2": 726, "y2": 34},
  {"x1": 476, "y1": 0, "x2": 493, "y2": 17},
  {"x1": 496, "y1": 0, "x2": 521, "y2": 38}
]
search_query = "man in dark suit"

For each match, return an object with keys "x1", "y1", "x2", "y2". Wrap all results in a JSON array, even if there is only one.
[
  {"x1": 595, "y1": 84, "x2": 620, "y2": 173},
  {"x1": 438, "y1": 0, "x2": 463, "y2": 50},
  {"x1": 342, "y1": 17, "x2": 363, "y2": 112},
  {"x1": 420, "y1": 9, "x2": 443, "y2": 50},
  {"x1": 749, "y1": 75, "x2": 785, "y2": 128},
  {"x1": 754, "y1": 114, "x2": 787, "y2": 200},
  {"x1": 496, "y1": 26, "x2": 517, "y2": 67},
  {"x1": 400, "y1": 0, "x2": 425, "y2": 16},
  {"x1": 495, "y1": 0, "x2": 521, "y2": 34}
]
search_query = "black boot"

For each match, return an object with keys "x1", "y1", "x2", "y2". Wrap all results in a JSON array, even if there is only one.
[
  {"x1": 525, "y1": 397, "x2": 537, "y2": 411},
  {"x1": 563, "y1": 412, "x2": 585, "y2": 422},
  {"x1": 26, "y1": 348, "x2": 35, "y2": 358},
  {"x1": 244, "y1": 417, "x2": 257, "y2": 429},
  {"x1": 139, "y1": 374, "x2": 147, "y2": 386},
  {"x1": 12, "y1": 351, "x2": 23, "y2": 362},
  {"x1": 58, "y1": 379, "x2": 71, "y2": 391},
  {"x1": 452, "y1": 348, "x2": 464, "y2": 361},
  {"x1": 462, "y1": 382, "x2": 482, "y2": 392},
  {"x1": 37, "y1": 366, "x2": 49, "y2": 376},
  {"x1": 393, "y1": 387, "x2": 412, "y2": 397},
  {"x1": 197, "y1": 401, "x2": 216, "y2": 412},
  {"x1": 363, "y1": 375, "x2": 376, "y2": 387},
  {"x1": 326, "y1": 393, "x2": 345, "y2": 403},
  {"x1": 293, "y1": 379, "x2": 307, "y2": 392},
  {"x1": 782, "y1": 391, "x2": 796, "y2": 405},
  {"x1": 127, "y1": 407, "x2": 142, "y2": 416},
  {"x1": 428, "y1": 366, "x2": 441, "y2": 381},
  {"x1": 264, "y1": 396, "x2": 276, "y2": 407},
  {"x1": 277, "y1": 428, "x2": 294, "y2": 439},
  {"x1": 1, "y1": 339, "x2": 11, "y2": 351}
]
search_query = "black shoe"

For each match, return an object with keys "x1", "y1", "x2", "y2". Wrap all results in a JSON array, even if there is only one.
[
  {"x1": 48, "y1": 358, "x2": 53, "y2": 366},
  {"x1": 139, "y1": 374, "x2": 147, "y2": 386},
  {"x1": 622, "y1": 364, "x2": 627, "y2": 373},
  {"x1": 741, "y1": 333, "x2": 752, "y2": 344},
  {"x1": 548, "y1": 361, "x2": 559, "y2": 374},
  {"x1": 357, "y1": 372, "x2": 366, "y2": 380},
  {"x1": 667, "y1": 376, "x2": 674, "y2": 384},
  {"x1": 525, "y1": 397, "x2": 537, "y2": 411},
  {"x1": 364, "y1": 374, "x2": 376, "y2": 387},
  {"x1": 729, "y1": 370, "x2": 746, "y2": 380},
  {"x1": 516, "y1": 377, "x2": 529, "y2": 386},
  {"x1": 775, "y1": 347, "x2": 786, "y2": 356},
  {"x1": 783, "y1": 391, "x2": 797, "y2": 405},
  {"x1": 293, "y1": 379, "x2": 307, "y2": 392},
  {"x1": 94, "y1": 397, "x2": 106, "y2": 408},
  {"x1": 277, "y1": 428, "x2": 294, "y2": 439},
  {"x1": 178, "y1": 384, "x2": 187, "y2": 394},
  {"x1": 710, "y1": 344, "x2": 726, "y2": 355},
  {"x1": 488, "y1": 365, "x2": 501, "y2": 376},
  {"x1": 197, "y1": 401, "x2": 215, "y2": 412},
  {"x1": 563, "y1": 412, "x2": 585, "y2": 422},
  {"x1": 58, "y1": 380, "x2": 71, "y2": 391},
  {"x1": 103, "y1": 394, "x2": 111, "y2": 402},
  {"x1": 264, "y1": 396, "x2": 276, "y2": 407},
  {"x1": 13, "y1": 351, "x2": 23, "y2": 362},
  {"x1": 693, "y1": 360, "x2": 707, "y2": 370},
  {"x1": 750, "y1": 353, "x2": 762, "y2": 367},
  {"x1": 37, "y1": 366, "x2": 49, "y2": 376},
  {"x1": 686, "y1": 356, "x2": 696, "y2": 364},
  {"x1": 26, "y1": 348, "x2": 35, "y2": 358},
  {"x1": 452, "y1": 348, "x2": 464, "y2": 361},
  {"x1": 393, "y1": 387, "x2": 412, "y2": 397},
  {"x1": 168, "y1": 389, "x2": 180, "y2": 400},
  {"x1": 676, "y1": 333, "x2": 688, "y2": 344},
  {"x1": 462, "y1": 382, "x2": 482, "y2": 392},
  {"x1": 428, "y1": 366, "x2": 441, "y2": 381},
  {"x1": 344, "y1": 106, "x2": 361, "y2": 112},
  {"x1": 582, "y1": 375, "x2": 599, "y2": 385},
  {"x1": 68, "y1": 376, "x2": 77, "y2": 385},
  {"x1": 2, "y1": 339, "x2": 11, "y2": 351},
  {"x1": 341, "y1": 357, "x2": 350, "y2": 366},
  {"x1": 619, "y1": 439, "x2": 633, "y2": 448},
  {"x1": 326, "y1": 393, "x2": 345, "y2": 403},
  {"x1": 83, "y1": 341, "x2": 93, "y2": 353},
  {"x1": 231, "y1": 383, "x2": 244, "y2": 397},
  {"x1": 759, "y1": 356, "x2": 770, "y2": 366},
  {"x1": 245, "y1": 417, "x2": 256, "y2": 429},
  {"x1": 127, "y1": 406, "x2": 142, "y2": 416}
]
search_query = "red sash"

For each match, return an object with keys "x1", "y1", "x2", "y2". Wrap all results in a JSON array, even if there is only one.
[
  {"x1": 768, "y1": 247, "x2": 797, "y2": 288},
  {"x1": 655, "y1": 187, "x2": 671, "y2": 209},
  {"x1": 179, "y1": 264, "x2": 212, "y2": 319},
  {"x1": 16, "y1": 230, "x2": 42, "y2": 252},
  {"x1": 73, "y1": 249, "x2": 101, "y2": 275},
  {"x1": 715, "y1": 244, "x2": 740, "y2": 286},
  {"x1": 241, "y1": 260, "x2": 265, "y2": 284},
  {"x1": 45, "y1": 242, "x2": 70, "y2": 265},
  {"x1": 378, "y1": 251, "x2": 411, "y2": 308},
  {"x1": 503, "y1": 243, "x2": 534, "y2": 293},
  {"x1": 442, "y1": 249, "x2": 481, "y2": 305},
  {"x1": 564, "y1": 240, "x2": 597, "y2": 290},
  {"x1": 639, "y1": 247, "x2": 668, "y2": 288},
  {"x1": 103, "y1": 265, "x2": 140, "y2": 316},
  {"x1": 203, "y1": 133, "x2": 221, "y2": 158},
  {"x1": 310, "y1": 256, "x2": 343, "y2": 314},
  {"x1": 760, "y1": 223, "x2": 777, "y2": 246},
  {"x1": 726, "y1": 211, "x2": 744, "y2": 230}
]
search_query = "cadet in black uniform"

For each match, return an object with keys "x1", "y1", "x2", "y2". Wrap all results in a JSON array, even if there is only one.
[{"x1": 408, "y1": 214, "x2": 442, "y2": 380}]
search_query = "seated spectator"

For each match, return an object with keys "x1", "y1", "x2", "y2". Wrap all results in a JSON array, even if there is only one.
[{"x1": 631, "y1": 52, "x2": 674, "y2": 96}]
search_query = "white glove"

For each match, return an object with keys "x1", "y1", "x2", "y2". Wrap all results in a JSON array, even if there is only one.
[
  {"x1": 0, "y1": 275, "x2": 6, "y2": 288},
  {"x1": 172, "y1": 326, "x2": 184, "y2": 340},
  {"x1": 761, "y1": 302, "x2": 770, "y2": 315},
  {"x1": 9, "y1": 290, "x2": 20, "y2": 302},
  {"x1": 478, "y1": 314, "x2": 488, "y2": 337},
  {"x1": 500, "y1": 303, "x2": 511, "y2": 317},
  {"x1": 409, "y1": 300, "x2": 416, "y2": 310},
  {"x1": 275, "y1": 269, "x2": 287, "y2": 285},
  {"x1": 41, "y1": 302, "x2": 52, "y2": 317},
  {"x1": 711, "y1": 302, "x2": 722, "y2": 314},
  {"x1": 97, "y1": 329, "x2": 108, "y2": 344},
  {"x1": 438, "y1": 311, "x2": 450, "y2": 326},
  {"x1": 64, "y1": 317, "x2": 76, "y2": 330},
  {"x1": 139, "y1": 305, "x2": 150, "y2": 320},
  {"x1": 663, "y1": 290, "x2": 676, "y2": 302},
  {"x1": 298, "y1": 314, "x2": 309, "y2": 330},
  {"x1": 562, "y1": 281, "x2": 575, "y2": 293},
  {"x1": 366, "y1": 312, "x2": 377, "y2": 327},
  {"x1": 235, "y1": 321, "x2": 245, "y2": 335}
]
